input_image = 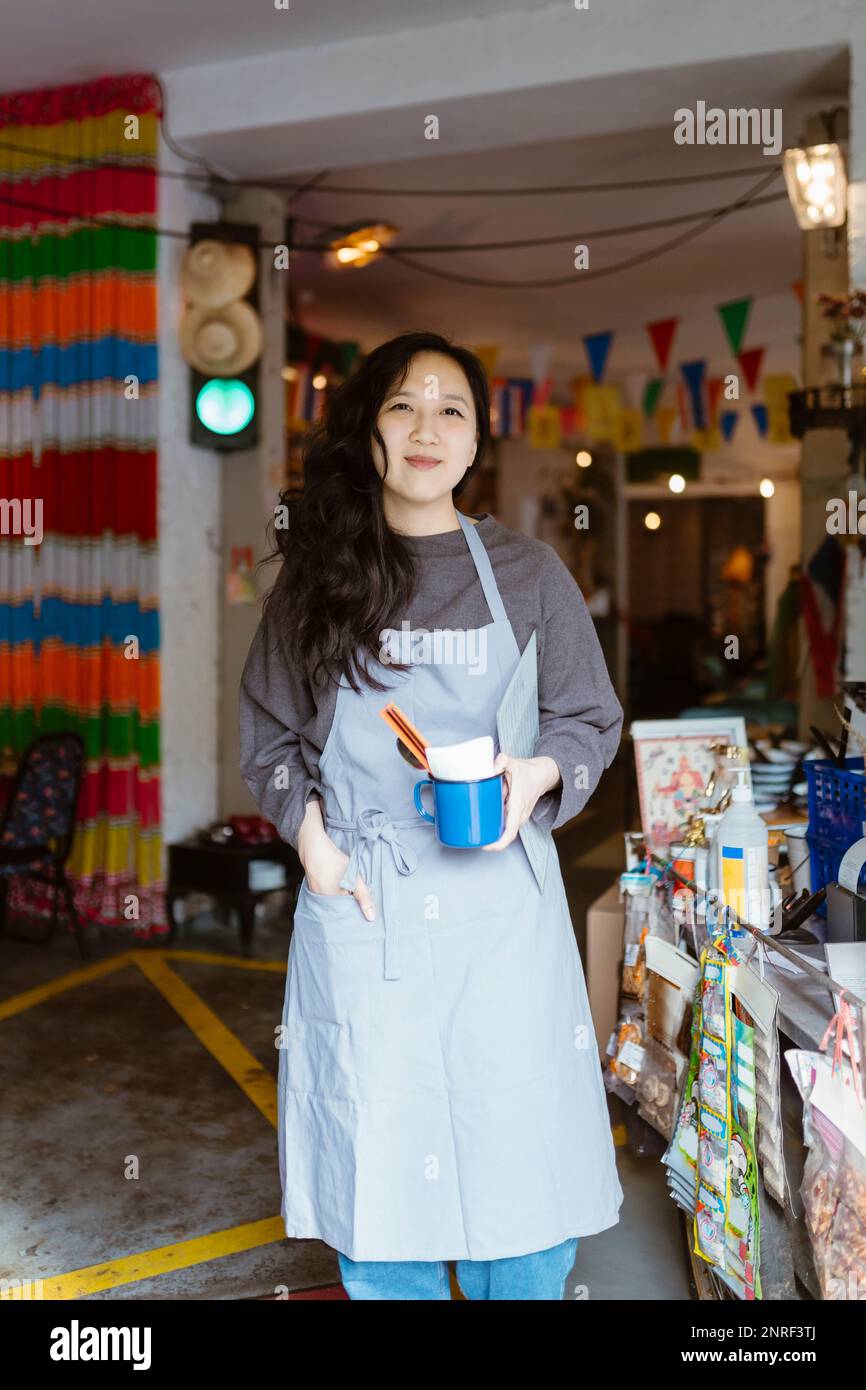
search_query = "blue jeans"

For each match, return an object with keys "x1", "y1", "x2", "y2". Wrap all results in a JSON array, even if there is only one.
[{"x1": 338, "y1": 1237, "x2": 579, "y2": 1300}]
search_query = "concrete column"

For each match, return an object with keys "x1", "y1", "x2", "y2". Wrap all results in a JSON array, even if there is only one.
[
  {"x1": 157, "y1": 134, "x2": 222, "y2": 847},
  {"x1": 796, "y1": 110, "x2": 851, "y2": 741},
  {"x1": 219, "y1": 188, "x2": 286, "y2": 817}
]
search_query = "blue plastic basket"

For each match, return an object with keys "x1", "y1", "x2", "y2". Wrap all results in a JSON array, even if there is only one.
[
  {"x1": 805, "y1": 832, "x2": 848, "y2": 917},
  {"x1": 805, "y1": 755, "x2": 866, "y2": 845}
]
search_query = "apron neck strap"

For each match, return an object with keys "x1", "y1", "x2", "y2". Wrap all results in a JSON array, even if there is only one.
[{"x1": 457, "y1": 513, "x2": 508, "y2": 626}]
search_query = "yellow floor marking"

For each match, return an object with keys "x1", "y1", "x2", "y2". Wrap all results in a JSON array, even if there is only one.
[
  {"x1": 155, "y1": 947, "x2": 285, "y2": 974},
  {"x1": 133, "y1": 953, "x2": 278, "y2": 1127},
  {"x1": 611, "y1": 1124, "x2": 628, "y2": 1147},
  {"x1": 11, "y1": 1216, "x2": 287, "y2": 1299},
  {"x1": 0, "y1": 952, "x2": 136, "y2": 1021}
]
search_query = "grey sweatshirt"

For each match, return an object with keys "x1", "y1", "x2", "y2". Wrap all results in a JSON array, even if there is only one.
[{"x1": 239, "y1": 511, "x2": 623, "y2": 850}]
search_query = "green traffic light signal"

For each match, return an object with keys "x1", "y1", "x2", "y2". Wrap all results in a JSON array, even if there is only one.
[{"x1": 195, "y1": 378, "x2": 256, "y2": 436}]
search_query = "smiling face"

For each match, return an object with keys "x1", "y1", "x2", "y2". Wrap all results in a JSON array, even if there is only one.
[{"x1": 371, "y1": 351, "x2": 478, "y2": 526}]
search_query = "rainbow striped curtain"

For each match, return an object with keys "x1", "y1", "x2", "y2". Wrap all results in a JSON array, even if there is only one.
[{"x1": 0, "y1": 74, "x2": 165, "y2": 938}]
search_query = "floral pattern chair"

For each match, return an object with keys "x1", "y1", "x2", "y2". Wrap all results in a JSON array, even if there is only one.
[{"x1": 0, "y1": 732, "x2": 88, "y2": 958}]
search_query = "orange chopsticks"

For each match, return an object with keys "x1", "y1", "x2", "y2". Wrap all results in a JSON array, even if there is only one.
[{"x1": 379, "y1": 703, "x2": 432, "y2": 772}]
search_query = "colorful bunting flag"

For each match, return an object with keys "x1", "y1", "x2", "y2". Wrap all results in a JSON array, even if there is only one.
[
  {"x1": 717, "y1": 297, "x2": 753, "y2": 357},
  {"x1": 473, "y1": 344, "x2": 500, "y2": 378},
  {"x1": 763, "y1": 373, "x2": 797, "y2": 445},
  {"x1": 618, "y1": 407, "x2": 643, "y2": 452},
  {"x1": 528, "y1": 343, "x2": 553, "y2": 384},
  {"x1": 656, "y1": 406, "x2": 678, "y2": 445},
  {"x1": 680, "y1": 359, "x2": 708, "y2": 430},
  {"x1": 583, "y1": 332, "x2": 614, "y2": 383},
  {"x1": 738, "y1": 347, "x2": 765, "y2": 393},
  {"x1": 720, "y1": 410, "x2": 739, "y2": 443},
  {"x1": 647, "y1": 318, "x2": 679, "y2": 373},
  {"x1": 707, "y1": 377, "x2": 725, "y2": 422},
  {"x1": 676, "y1": 381, "x2": 690, "y2": 432},
  {"x1": 527, "y1": 403, "x2": 562, "y2": 449},
  {"x1": 751, "y1": 403, "x2": 768, "y2": 437},
  {"x1": 642, "y1": 378, "x2": 664, "y2": 418},
  {"x1": 583, "y1": 383, "x2": 622, "y2": 442}
]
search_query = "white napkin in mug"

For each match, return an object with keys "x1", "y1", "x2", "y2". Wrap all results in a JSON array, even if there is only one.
[{"x1": 425, "y1": 736, "x2": 495, "y2": 782}]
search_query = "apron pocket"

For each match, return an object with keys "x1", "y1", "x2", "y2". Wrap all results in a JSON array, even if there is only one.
[{"x1": 292, "y1": 883, "x2": 377, "y2": 1036}]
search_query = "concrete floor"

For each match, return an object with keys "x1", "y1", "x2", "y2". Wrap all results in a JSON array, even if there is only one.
[{"x1": 0, "y1": 750, "x2": 693, "y2": 1301}]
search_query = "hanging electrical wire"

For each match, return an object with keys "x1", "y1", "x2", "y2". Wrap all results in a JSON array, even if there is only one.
[
  {"x1": 0, "y1": 170, "x2": 784, "y2": 267},
  {"x1": 0, "y1": 131, "x2": 782, "y2": 200},
  {"x1": 380, "y1": 168, "x2": 785, "y2": 289},
  {"x1": 291, "y1": 180, "x2": 785, "y2": 254}
]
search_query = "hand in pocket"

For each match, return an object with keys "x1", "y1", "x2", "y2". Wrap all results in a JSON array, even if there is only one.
[{"x1": 300, "y1": 828, "x2": 376, "y2": 919}]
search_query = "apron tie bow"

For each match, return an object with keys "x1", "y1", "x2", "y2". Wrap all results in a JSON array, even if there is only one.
[{"x1": 325, "y1": 806, "x2": 425, "y2": 980}]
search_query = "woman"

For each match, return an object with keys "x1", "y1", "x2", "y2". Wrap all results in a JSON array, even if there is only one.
[{"x1": 239, "y1": 331, "x2": 624, "y2": 1300}]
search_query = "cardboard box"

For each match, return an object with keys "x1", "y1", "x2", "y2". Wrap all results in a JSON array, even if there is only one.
[{"x1": 586, "y1": 880, "x2": 625, "y2": 1057}]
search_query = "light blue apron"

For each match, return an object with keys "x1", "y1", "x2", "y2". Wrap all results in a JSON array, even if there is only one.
[{"x1": 277, "y1": 512, "x2": 623, "y2": 1260}]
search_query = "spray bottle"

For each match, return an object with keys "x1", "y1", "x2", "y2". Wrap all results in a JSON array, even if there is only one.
[{"x1": 714, "y1": 766, "x2": 770, "y2": 931}]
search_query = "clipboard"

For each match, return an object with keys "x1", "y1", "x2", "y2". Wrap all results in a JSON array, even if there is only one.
[{"x1": 495, "y1": 629, "x2": 550, "y2": 893}]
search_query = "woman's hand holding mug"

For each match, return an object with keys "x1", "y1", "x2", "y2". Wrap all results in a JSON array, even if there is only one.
[
  {"x1": 297, "y1": 796, "x2": 376, "y2": 920},
  {"x1": 480, "y1": 753, "x2": 561, "y2": 852}
]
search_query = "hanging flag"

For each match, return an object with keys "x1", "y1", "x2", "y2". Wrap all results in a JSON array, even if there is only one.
[
  {"x1": 489, "y1": 378, "x2": 507, "y2": 438},
  {"x1": 527, "y1": 403, "x2": 562, "y2": 449},
  {"x1": 509, "y1": 378, "x2": 534, "y2": 437},
  {"x1": 583, "y1": 332, "x2": 614, "y2": 383},
  {"x1": 763, "y1": 373, "x2": 797, "y2": 444},
  {"x1": 559, "y1": 405, "x2": 577, "y2": 437},
  {"x1": 569, "y1": 375, "x2": 592, "y2": 431},
  {"x1": 473, "y1": 344, "x2": 500, "y2": 378},
  {"x1": 738, "y1": 347, "x2": 765, "y2": 393},
  {"x1": 618, "y1": 407, "x2": 643, "y2": 452},
  {"x1": 680, "y1": 359, "x2": 708, "y2": 430},
  {"x1": 642, "y1": 378, "x2": 664, "y2": 418},
  {"x1": 676, "y1": 381, "x2": 690, "y2": 432},
  {"x1": 717, "y1": 297, "x2": 753, "y2": 356},
  {"x1": 720, "y1": 410, "x2": 739, "y2": 443},
  {"x1": 583, "y1": 383, "x2": 622, "y2": 442},
  {"x1": 532, "y1": 376, "x2": 554, "y2": 407},
  {"x1": 656, "y1": 406, "x2": 678, "y2": 445},
  {"x1": 528, "y1": 343, "x2": 553, "y2": 384},
  {"x1": 751, "y1": 403, "x2": 768, "y2": 437},
  {"x1": 622, "y1": 372, "x2": 646, "y2": 412},
  {"x1": 646, "y1": 318, "x2": 679, "y2": 373},
  {"x1": 800, "y1": 534, "x2": 846, "y2": 697},
  {"x1": 791, "y1": 281, "x2": 805, "y2": 308},
  {"x1": 707, "y1": 377, "x2": 726, "y2": 422}
]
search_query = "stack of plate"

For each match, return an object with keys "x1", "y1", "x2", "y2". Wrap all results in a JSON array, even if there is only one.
[{"x1": 749, "y1": 742, "x2": 804, "y2": 813}]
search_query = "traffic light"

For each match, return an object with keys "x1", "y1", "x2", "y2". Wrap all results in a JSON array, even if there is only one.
[{"x1": 180, "y1": 222, "x2": 263, "y2": 451}]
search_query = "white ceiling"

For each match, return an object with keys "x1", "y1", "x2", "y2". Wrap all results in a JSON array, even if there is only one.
[
  {"x1": 279, "y1": 125, "x2": 806, "y2": 379},
  {"x1": 0, "y1": 0, "x2": 554, "y2": 91},
  {"x1": 0, "y1": 2, "x2": 850, "y2": 386}
]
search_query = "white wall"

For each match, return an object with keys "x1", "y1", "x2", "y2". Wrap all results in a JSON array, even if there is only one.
[{"x1": 156, "y1": 132, "x2": 222, "y2": 846}]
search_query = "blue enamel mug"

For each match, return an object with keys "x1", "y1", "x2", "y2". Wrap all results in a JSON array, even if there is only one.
[{"x1": 413, "y1": 772, "x2": 506, "y2": 848}]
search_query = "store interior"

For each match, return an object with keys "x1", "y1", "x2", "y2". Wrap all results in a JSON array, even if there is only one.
[{"x1": 1, "y1": 0, "x2": 866, "y2": 1309}]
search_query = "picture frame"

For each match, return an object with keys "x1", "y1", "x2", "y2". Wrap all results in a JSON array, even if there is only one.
[{"x1": 629, "y1": 717, "x2": 750, "y2": 852}]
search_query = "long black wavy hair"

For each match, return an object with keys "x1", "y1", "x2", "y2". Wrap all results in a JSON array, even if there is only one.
[{"x1": 261, "y1": 331, "x2": 491, "y2": 694}]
